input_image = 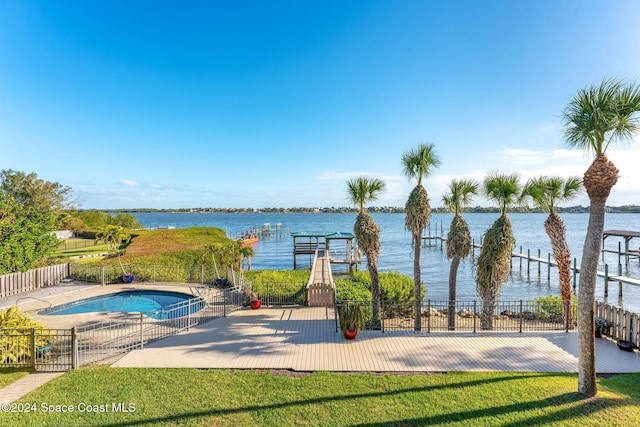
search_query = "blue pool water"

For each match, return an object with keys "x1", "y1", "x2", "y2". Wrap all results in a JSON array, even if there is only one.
[{"x1": 39, "y1": 290, "x2": 205, "y2": 320}]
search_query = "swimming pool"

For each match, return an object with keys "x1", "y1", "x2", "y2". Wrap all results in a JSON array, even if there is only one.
[{"x1": 39, "y1": 290, "x2": 206, "y2": 320}]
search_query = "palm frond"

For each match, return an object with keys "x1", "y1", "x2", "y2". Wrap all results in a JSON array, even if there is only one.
[
  {"x1": 442, "y1": 178, "x2": 479, "y2": 215},
  {"x1": 346, "y1": 176, "x2": 386, "y2": 211},
  {"x1": 401, "y1": 143, "x2": 441, "y2": 186},
  {"x1": 483, "y1": 172, "x2": 521, "y2": 215},
  {"x1": 522, "y1": 175, "x2": 582, "y2": 212},
  {"x1": 563, "y1": 77, "x2": 640, "y2": 156}
]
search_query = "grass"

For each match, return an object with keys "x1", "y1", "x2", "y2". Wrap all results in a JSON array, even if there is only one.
[
  {"x1": 0, "y1": 368, "x2": 32, "y2": 389},
  {"x1": 54, "y1": 238, "x2": 109, "y2": 259},
  {"x1": 0, "y1": 367, "x2": 638, "y2": 426}
]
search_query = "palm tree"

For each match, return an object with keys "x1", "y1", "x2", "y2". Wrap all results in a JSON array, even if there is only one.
[
  {"x1": 346, "y1": 176, "x2": 386, "y2": 328},
  {"x1": 442, "y1": 178, "x2": 479, "y2": 330},
  {"x1": 562, "y1": 77, "x2": 640, "y2": 396},
  {"x1": 401, "y1": 143, "x2": 441, "y2": 330},
  {"x1": 476, "y1": 172, "x2": 520, "y2": 330},
  {"x1": 239, "y1": 244, "x2": 255, "y2": 271},
  {"x1": 96, "y1": 225, "x2": 132, "y2": 276},
  {"x1": 521, "y1": 176, "x2": 582, "y2": 326}
]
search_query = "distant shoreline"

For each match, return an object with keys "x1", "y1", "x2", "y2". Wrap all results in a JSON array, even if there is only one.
[{"x1": 85, "y1": 205, "x2": 640, "y2": 214}]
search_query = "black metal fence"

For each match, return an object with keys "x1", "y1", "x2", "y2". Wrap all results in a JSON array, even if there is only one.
[
  {"x1": 0, "y1": 328, "x2": 75, "y2": 371},
  {"x1": 336, "y1": 299, "x2": 578, "y2": 333}
]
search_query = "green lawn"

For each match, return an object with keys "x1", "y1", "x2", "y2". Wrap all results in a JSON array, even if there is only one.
[
  {"x1": 1, "y1": 368, "x2": 638, "y2": 426},
  {"x1": 0, "y1": 368, "x2": 32, "y2": 389},
  {"x1": 54, "y1": 238, "x2": 108, "y2": 259}
]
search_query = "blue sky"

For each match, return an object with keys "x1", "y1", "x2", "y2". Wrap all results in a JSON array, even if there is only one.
[{"x1": 2, "y1": 1, "x2": 640, "y2": 209}]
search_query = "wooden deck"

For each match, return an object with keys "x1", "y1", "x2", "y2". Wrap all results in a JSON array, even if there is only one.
[{"x1": 112, "y1": 306, "x2": 640, "y2": 373}]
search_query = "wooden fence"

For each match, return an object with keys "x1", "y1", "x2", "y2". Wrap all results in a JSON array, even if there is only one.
[
  {"x1": 596, "y1": 301, "x2": 639, "y2": 347},
  {"x1": 0, "y1": 264, "x2": 70, "y2": 298}
]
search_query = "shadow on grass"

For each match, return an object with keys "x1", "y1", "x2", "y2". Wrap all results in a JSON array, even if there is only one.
[
  {"x1": 90, "y1": 373, "x2": 610, "y2": 427},
  {"x1": 351, "y1": 393, "x2": 628, "y2": 426}
]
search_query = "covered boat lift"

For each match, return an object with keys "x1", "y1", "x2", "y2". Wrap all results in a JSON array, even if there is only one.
[
  {"x1": 291, "y1": 231, "x2": 359, "y2": 272},
  {"x1": 602, "y1": 230, "x2": 640, "y2": 265}
]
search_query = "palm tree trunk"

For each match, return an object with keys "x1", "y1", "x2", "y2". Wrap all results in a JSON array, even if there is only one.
[
  {"x1": 578, "y1": 201, "x2": 606, "y2": 397},
  {"x1": 414, "y1": 233, "x2": 422, "y2": 331},
  {"x1": 448, "y1": 256, "x2": 460, "y2": 330},
  {"x1": 480, "y1": 289, "x2": 496, "y2": 330},
  {"x1": 368, "y1": 259, "x2": 381, "y2": 329},
  {"x1": 544, "y1": 212, "x2": 573, "y2": 326}
]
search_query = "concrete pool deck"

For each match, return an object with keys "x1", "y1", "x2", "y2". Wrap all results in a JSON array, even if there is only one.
[{"x1": 2, "y1": 281, "x2": 206, "y2": 329}]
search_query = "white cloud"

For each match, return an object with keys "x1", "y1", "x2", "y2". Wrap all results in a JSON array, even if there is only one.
[{"x1": 120, "y1": 180, "x2": 140, "y2": 187}]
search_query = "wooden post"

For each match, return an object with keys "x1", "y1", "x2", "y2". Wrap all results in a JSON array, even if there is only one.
[
  {"x1": 537, "y1": 249, "x2": 541, "y2": 277},
  {"x1": 519, "y1": 246, "x2": 522, "y2": 270},
  {"x1": 547, "y1": 253, "x2": 551, "y2": 280},
  {"x1": 619, "y1": 263, "x2": 623, "y2": 297},
  {"x1": 573, "y1": 257, "x2": 577, "y2": 289},
  {"x1": 527, "y1": 249, "x2": 531, "y2": 276},
  {"x1": 604, "y1": 264, "x2": 609, "y2": 297}
]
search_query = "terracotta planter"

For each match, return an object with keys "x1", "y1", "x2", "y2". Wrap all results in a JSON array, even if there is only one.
[
  {"x1": 343, "y1": 328, "x2": 358, "y2": 340},
  {"x1": 250, "y1": 300, "x2": 261, "y2": 309}
]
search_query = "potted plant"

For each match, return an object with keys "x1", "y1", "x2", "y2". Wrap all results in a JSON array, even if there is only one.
[
  {"x1": 594, "y1": 317, "x2": 611, "y2": 338},
  {"x1": 249, "y1": 291, "x2": 261, "y2": 309},
  {"x1": 339, "y1": 302, "x2": 366, "y2": 340}
]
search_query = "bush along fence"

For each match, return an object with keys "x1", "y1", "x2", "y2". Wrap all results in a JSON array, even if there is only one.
[
  {"x1": 0, "y1": 286, "x2": 246, "y2": 371},
  {"x1": 69, "y1": 263, "x2": 244, "y2": 286},
  {"x1": 335, "y1": 298, "x2": 579, "y2": 333},
  {"x1": 0, "y1": 264, "x2": 69, "y2": 298}
]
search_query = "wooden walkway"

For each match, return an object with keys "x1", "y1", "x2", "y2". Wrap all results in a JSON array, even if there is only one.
[{"x1": 112, "y1": 306, "x2": 640, "y2": 373}]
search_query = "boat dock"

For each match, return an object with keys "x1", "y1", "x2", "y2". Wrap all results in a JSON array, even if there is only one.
[
  {"x1": 422, "y1": 227, "x2": 640, "y2": 298},
  {"x1": 292, "y1": 231, "x2": 359, "y2": 272}
]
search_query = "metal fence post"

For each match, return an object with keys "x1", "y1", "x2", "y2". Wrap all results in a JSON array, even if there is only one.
[
  {"x1": 140, "y1": 313, "x2": 144, "y2": 349},
  {"x1": 427, "y1": 300, "x2": 431, "y2": 333},
  {"x1": 187, "y1": 299, "x2": 191, "y2": 330},
  {"x1": 473, "y1": 300, "x2": 477, "y2": 333},
  {"x1": 71, "y1": 327, "x2": 77, "y2": 369},
  {"x1": 573, "y1": 257, "x2": 577, "y2": 289},
  {"x1": 519, "y1": 300, "x2": 523, "y2": 333},
  {"x1": 223, "y1": 288, "x2": 227, "y2": 317},
  {"x1": 565, "y1": 301, "x2": 570, "y2": 333},
  {"x1": 30, "y1": 328, "x2": 37, "y2": 369}
]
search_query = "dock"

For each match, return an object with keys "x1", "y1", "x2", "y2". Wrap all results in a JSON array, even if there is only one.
[
  {"x1": 422, "y1": 232, "x2": 640, "y2": 298},
  {"x1": 292, "y1": 231, "x2": 359, "y2": 272}
]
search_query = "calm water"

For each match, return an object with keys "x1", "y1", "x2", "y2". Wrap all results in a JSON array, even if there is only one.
[{"x1": 130, "y1": 212, "x2": 640, "y2": 313}]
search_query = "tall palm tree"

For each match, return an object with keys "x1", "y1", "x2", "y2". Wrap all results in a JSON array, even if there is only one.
[
  {"x1": 346, "y1": 176, "x2": 386, "y2": 328},
  {"x1": 521, "y1": 176, "x2": 582, "y2": 326},
  {"x1": 442, "y1": 178, "x2": 479, "y2": 330},
  {"x1": 476, "y1": 172, "x2": 520, "y2": 330},
  {"x1": 401, "y1": 143, "x2": 441, "y2": 330},
  {"x1": 562, "y1": 77, "x2": 640, "y2": 396}
]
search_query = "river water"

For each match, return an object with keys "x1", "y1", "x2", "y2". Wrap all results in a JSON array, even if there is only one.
[{"x1": 129, "y1": 211, "x2": 640, "y2": 313}]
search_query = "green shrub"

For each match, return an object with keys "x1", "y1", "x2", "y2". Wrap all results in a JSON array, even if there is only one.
[
  {"x1": 533, "y1": 294, "x2": 577, "y2": 320},
  {"x1": 336, "y1": 271, "x2": 420, "y2": 301},
  {"x1": 335, "y1": 271, "x2": 420, "y2": 318},
  {"x1": 0, "y1": 306, "x2": 51, "y2": 364},
  {"x1": 242, "y1": 270, "x2": 310, "y2": 305},
  {"x1": 244, "y1": 269, "x2": 310, "y2": 285}
]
